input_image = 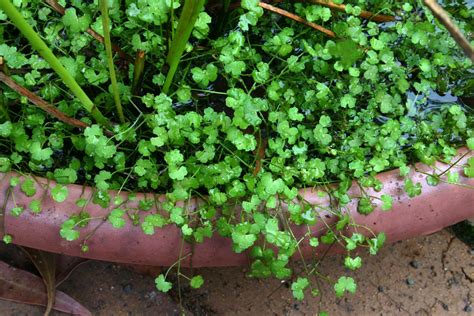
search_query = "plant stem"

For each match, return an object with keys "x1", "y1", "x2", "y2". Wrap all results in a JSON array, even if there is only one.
[
  {"x1": 162, "y1": 0, "x2": 206, "y2": 94},
  {"x1": 100, "y1": 0, "x2": 125, "y2": 123},
  {"x1": 424, "y1": 0, "x2": 474, "y2": 62},
  {"x1": 1, "y1": 40, "x2": 12, "y2": 121},
  {"x1": 259, "y1": 2, "x2": 335, "y2": 38},
  {"x1": 0, "y1": 72, "x2": 93, "y2": 131},
  {"x1": 271, "y1": 0, "x2": 396, "y2": 23},
  {"x1": 0, "y1": 0, "x2": 111, "y2": 128}
]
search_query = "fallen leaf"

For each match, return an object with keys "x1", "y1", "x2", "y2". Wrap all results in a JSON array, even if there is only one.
[
  {"x1": 21, "y1": 248, "x2": 56, "y2": 315},
  {"x1": 0, "y1": 260, "x2": 91, "y2": 315}
]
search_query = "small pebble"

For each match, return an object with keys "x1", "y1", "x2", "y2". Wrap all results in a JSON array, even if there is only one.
[
  {"x1": 406, "y1": 278, "x2": 415, "y2": 286},
  {"x1": 377, "y1": 286, "x2": 384, "y2": 293},
  {"x1": 122, "y1": 284, "x2": 133, "y2": 294},
  {"x1": 464, "y1": 305, "x2": 472, "y2": 312},
  {"x1": 409, "y1": 260, "x2": 420, "y2": 269},
  {"x1": 441, "y1": 302, "x2": 449, "y2": 311},
  {"x1": 144, "y1": 291, "x2": 157, "y2": 300}
]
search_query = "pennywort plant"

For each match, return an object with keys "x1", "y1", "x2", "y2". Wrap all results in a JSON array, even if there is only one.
[
  {"x1": 0, "y1": 0, "x2": 111, "y2": 128},
  {"x1": 0, "y1": 0, "x2": 473, "y2": 303}
]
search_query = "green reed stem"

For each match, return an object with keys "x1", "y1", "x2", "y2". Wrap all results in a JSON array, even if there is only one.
[
  {"x1": 100, "y1": 0, "x2": 125, "y2": 123},
  {"x1": 162, "y1": 0, "x2": 206, "y2": 94}
]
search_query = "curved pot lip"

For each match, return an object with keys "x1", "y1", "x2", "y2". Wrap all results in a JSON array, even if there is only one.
[{"x1": 1, "y1": 147, "x2": 473, "y2": 267}]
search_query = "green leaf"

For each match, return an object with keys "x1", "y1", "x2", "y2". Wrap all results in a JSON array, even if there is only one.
[
  {"x1": 224, "y1": 60, "x2": 246, "y2": 77},
  {"x1": 344, "y1": 256, "x2": 362, "y2": 270},
  {"x1": 358, "y1": 197, "x2": 374, "y2": 215},
  {"x1": 467, "y1": 138, "x2": 474, "y2": 150},
  {"x1": 155, "y1": 274, "x2": 172, "y2": 293},
  {"x1": 309, "y1": 237, "x2": 319, "y2": 247},
  {"x1": 29, "y1": 199, "x2": 41, "y2": 214},
  {"x1": 321, "y1": 231, "x2": 335, "y2": 245},
  {"x1": 404, "y1": 179, "x2": 422, "y2": 197},
  {"x1": 169, "y1": 166, "x2": 188, "y2": 180},
  {"x1": 0, "y1": 121, "x2": 12, "y2": 137},
  {"x1": 141, "y1": 214, "x2": 167, "y2": 235},
  {"x1": 51, "y1": 184, "x2": 68, "y2": 203},
  {"x1": 0, "y1": 157, "x2": 11, "y2": 172},
  {"x1": 291, "y1": 277, "x2": 309, "y2": 300},
  {"x1": 380, "y1": 194, "x2": 393, "y2": 211},
  {"x1": 368, "y1": 232, "x2": 386, "y2": 255},
  {"x1": 328, "y1": 39, "x2": 364, "y2": 68},
  {"x1": 62, "y1": 8, "x2": 91, "y2": 33},
  {"x1": 190, "y1": 275, "x2": 204, "y2": 289},
  {"x1": 3, "y1": 234, "x2": 12, "y2": 244},
  {"x1": 20, "y1": 178, "x2": 36, "y2": 197},
  {"x1": 76, "y1": 198, "x2": 88, "y2": 208},
  {"x1": 194, "y1": 225, "x2": 212, "y2": 243},
  {"x1": 191, "y1": 64, "x2": 217, "y2": 87},
  {"x1": 11, "y1": 206, "x2": 24, "y2": 217},
  {"x1": 60, "y1": 218, "x2": 80, "y2": 241},
  {"x1": 464, "y1": 157, "x2": 474, "y2": 178},
  {"x1": 30, "y1": 142, "x2": 53, "y2": 161},
  {"x1": 10, "y1": 177, "x2": 19, "y2": 187},
  {"x1": 334, "y1": 276, "x2": 357, "y2": 297},
  {"x1": 181, "y1": 224, "x2": 193, "y2": 236},
  {"x1": 165, "y1": 149, "x2": 184, "y2": 166},
  {"x1": 108, "y1": 208, "x2": 126, "y2": 229},
  {"x1": 288, "y1": 107, "x2": 304, "y2": 121},
  {"x1": 95, "y1": 170, "x2": 112, "y2": 191},
  {"x1": 419, "y1": 58, "x2": 431, "y2": 72},
  {"x1": 54, "y1": 168, "x2": 78, "y2": 184},
  {"x1": 336, "y1": 214, "x2": 350, "y2": 230},
  {"x1": 231, "y1": 231, "x2": 256, "y2": 252},
  {"x1": 399, "y1": 165, "x2": 410, "y2": 177},
  {"x1": 447, "y1": 171, "x2": 459, "y2": 184}
]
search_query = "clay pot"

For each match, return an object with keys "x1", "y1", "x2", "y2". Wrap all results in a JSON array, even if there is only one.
[{"x1": 1, "y1": 148, "x2": 473, "y2": 267}]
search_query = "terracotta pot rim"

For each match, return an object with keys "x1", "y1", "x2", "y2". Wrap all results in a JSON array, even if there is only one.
[{"x1": 1, "y1": 147, "x2": 473, "y2": 267}]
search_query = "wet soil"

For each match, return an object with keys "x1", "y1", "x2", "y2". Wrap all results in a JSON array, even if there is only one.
[{"x1": 0, "y1": 229, "x2": 472, "y2": 315}]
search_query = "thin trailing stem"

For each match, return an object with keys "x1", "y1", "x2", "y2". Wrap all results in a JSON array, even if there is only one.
[
  {"x1": 259, "y1": 2, "x2": 335, "y2": 37},
  {"x1": 437, "y1": 150, "x2": 472, "y2": 177},
  {"x1": 100, "y1": 0, "x2": 125, "y2": 123},
  {"x1": 423, "y1": 0, "x2": 474, "y2": 62},
  {"x1": 0, "y1": 0, "x2": 111, "y2": 128}
]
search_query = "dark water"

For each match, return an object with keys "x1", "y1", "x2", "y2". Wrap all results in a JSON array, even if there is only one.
[{"x1": 406, "y1": 90, "x2": 472, "y2": 118}]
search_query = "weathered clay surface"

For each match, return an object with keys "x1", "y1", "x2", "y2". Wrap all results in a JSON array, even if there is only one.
[{"x1": 2, "y1": 148, "x2": 474, "y2": 267}]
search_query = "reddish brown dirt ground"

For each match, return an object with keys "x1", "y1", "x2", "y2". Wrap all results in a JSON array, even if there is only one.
[{"x1": 0, "y1": 229, "x2": 472, "y2": 315}]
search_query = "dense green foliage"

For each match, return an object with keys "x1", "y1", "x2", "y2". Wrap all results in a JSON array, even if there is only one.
[{"x1": 0, "y1": 0, "x2": 473, "y2": 302}]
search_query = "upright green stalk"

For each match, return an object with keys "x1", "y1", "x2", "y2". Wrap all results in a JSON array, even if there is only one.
[
  {"x1": 100, "y1": 0, "x2": 125, "y2": 123},
  {"x1": 132, "y1": 50, "x2": 146, "y2": 95},
  {"x1": 0, "y1": 0, "x2": 111, "y2": 128},
  {"x1": 162, "y1": 0, "x2": 206, "y2": 94}
]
